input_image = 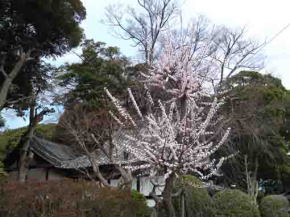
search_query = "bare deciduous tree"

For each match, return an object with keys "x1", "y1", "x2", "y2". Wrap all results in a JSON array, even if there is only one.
[
  {"x1": 105, "y1": 0, "x2": 264, "y2": 89},
  {"x1": 211, "y1": 27, "x2": 264, "y2": 85},
  {"x1": 104, "y1": 0, "x2": 178, "y2": 64},
  {"x1": 59, "y1": 107, "x2": 133, "y2": 190}
]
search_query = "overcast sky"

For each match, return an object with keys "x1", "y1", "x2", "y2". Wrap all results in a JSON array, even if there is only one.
[
  {"x1": 61, "y1": 0, "x2": 290, "y2": 86},
  {"x1": 3, "y1": 0, "x2": 290, "y2": 129}
]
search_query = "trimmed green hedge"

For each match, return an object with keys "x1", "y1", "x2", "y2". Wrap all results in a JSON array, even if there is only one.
[
  {"x1": 260, "y1": 195, "x2": 290, "y2": 217},
  {"x1": 213, "y1": 189, "x2": 260, "y2": 217}
]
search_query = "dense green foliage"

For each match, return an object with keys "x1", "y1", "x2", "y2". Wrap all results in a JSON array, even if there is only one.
[
  {"x1": 213, "y1": 189, "x2": 260, "y2": 217},
  {"x1": 259, "y1": 195, "x2": 290, "y2": 217},
  {"x1": 0, "y1": 181, "x2": 150, "y2": 217},
  {"x1": 0, "y1": 0, "x2": 85, "y2": 56},
  {"x1": 219, "y1": 71, "x2": 290, "y2": 188},
  {"x1": 8, "y1": 62, "x2": 54, "y2": 114},
  {"x1": 0, "y1": 0, "x2": 86, "y2": 110},
  {"x1": 174, "y1": 175, "x2": 215, "y2": 217},
  {"x1": 57, "y1": 39, "x2": 134, "y2": 109},
  {"x1": 55, "y1": 40, "x2": 137, "y2": 149},
  {"x1": 131, "y1": 190, "x2": 147, "y2": 201}
]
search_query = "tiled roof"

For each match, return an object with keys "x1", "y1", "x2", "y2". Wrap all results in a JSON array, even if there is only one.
[
  {"x1": 30, "y1": 136, "x2": 142, "y2": 169},
  {"x1": 30, "y1": 137, "x2": 92, "y2": 169}
]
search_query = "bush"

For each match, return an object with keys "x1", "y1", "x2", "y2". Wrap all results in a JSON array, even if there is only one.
[
  {"x1": 0, "y1": 180, "x2": 150, "y2": 217},
  {"x1": 131, "y1": 190, "x2": 147, "y2": 201},
  {"x1": 80, "y1": 188, "x2": 151, "y2": 217},
  {"x1": 260, "y1": 195, "x2": 290, "y2": 217},
  {"x1": 131, "y1": 190, "x2": 152, "y2": 217},
  {"x1": 174, "y1": 175, "x2": 215, "y2": 217},
  {"x1": 213, "y1": 189, "x2": 260, "y2": 217}
]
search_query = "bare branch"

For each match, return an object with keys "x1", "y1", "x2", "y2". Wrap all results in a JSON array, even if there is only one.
[
  {"x1": 104, "y1": 0, "x2": 178, "y2": 64},
  {"x1": 59, "y1": 107, "x2": 133, "y2": 189}
]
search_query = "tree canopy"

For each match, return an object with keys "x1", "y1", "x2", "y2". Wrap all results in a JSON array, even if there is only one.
[
  {"x1": 57, "y1": 39, "x2": 134, "y2": 109},
  {"x1": 0, "y1": 0, "x2": 86, "y2": 110},
  {"x1": 0, "y1": 0, "x2": 86, "y2": 56},
  {"x1": 219, "y1": 71, "x2": 289, "y2": 187}
]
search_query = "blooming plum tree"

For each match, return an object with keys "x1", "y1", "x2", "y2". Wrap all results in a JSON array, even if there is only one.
[{"x1": 105, "y1": 35, "x2": 231, "y2": 217}]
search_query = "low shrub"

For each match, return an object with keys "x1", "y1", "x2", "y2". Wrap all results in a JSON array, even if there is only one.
[
  {"x1": 213, "y1": 189, "x2": 260, "y2": 217},
  {"x1": 80, "y1": 188, "x2": 151, "y2": 217},
  {"x1": 174, "y1": 175, "x2": 215, "y2": 217},
  {"x1": 260, "y1": 195, "x2": 290, "y2": 217},
  {"x1": 131, "y1": 190, "x2": 147, "y2": 202},
  {"x1": 0, "y1": 180, "x2": 150, "y2": 217},
  {"x1": 131, "y1": 190, "x2": 152, "y2": 217}
]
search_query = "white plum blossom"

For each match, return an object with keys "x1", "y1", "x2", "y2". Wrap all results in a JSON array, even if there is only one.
[{"x1": 106, "y1": 34, "x2": 231, "y2": 181}]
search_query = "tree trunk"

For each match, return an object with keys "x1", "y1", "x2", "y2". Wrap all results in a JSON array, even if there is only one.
[
  {"x1": 18, "y1": 124, "x2": 35, "y2": 182},
  {"x1": 89, "y1": 153, "x2": 110, "y2": 187},
  {"x1": 0, "y1": 52, "x2": 29, "y2": 110},
  {"x1": 18, "y1": 144, "x2": 34, "y2": 182},
  {"x1": 18, "y1": 102, "x2": 37, "y2": 182},
  {"x1": 245, "y1": 155, "x2": 259, "y2": 207},
  {"x1": 108, "y1": 137, "x2": 132, "y2": 190},
  {"x1": 181, "y1": 192, "x2": 185, "y2": 217},
  {"x1": 162, "y1": 173, "x2": 176, "y2": 217},
  {"x1": 0, "y1": 77, "x2": 12, "y2": 110},
  {"x1": 115, "y1": 164, "x2": 133, "y2": 190},
  {"x1": 17, "y1": 91, "x2": 53, "y2": 182}
]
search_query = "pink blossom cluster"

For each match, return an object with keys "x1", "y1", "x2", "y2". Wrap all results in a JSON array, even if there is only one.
[{"x1": 106, "y1": 35, "x2": 231, "y2": 180}]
